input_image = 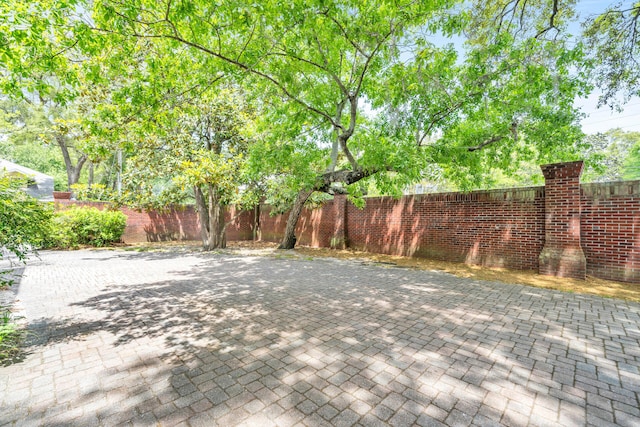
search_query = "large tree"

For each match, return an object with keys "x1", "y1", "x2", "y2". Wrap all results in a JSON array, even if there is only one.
[
  {"x1": 118, "y1": 87, "x2": 259, "y2": 250},
  {"x1": 88, "y1": 0, "x2": 587, "y2": 247},
  {"x1": 0, "y1": 96, "x2": 92, "y2": 190},
  {"x1": 2, "y1": 0, "x2": 594, "y2": 248}
]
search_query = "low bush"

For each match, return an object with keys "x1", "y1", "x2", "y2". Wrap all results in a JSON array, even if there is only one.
[
  {"x1": 1, "y1": 172, "x2": 53, "y2": 287},
  {"x1": 46, "y1": 207, "x2": 127, "y2": 248},
  {"x1": 70, "y1": 183, "x2": 118, "y2": 202},
  {"x1": 0, "y1": 306, "x2": 26, "y2": 364}
]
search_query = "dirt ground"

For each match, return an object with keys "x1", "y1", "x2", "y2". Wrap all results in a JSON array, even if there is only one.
[{"x1": 127, "y1": 240, "x2": 640, "y2": 303}]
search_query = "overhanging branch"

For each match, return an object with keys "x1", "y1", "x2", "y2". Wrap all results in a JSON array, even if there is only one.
[
  {"x1": 314, "y1": 165, "x2": 393, "y2": 194},
  {"x1": 467, "y1": 135, "x2": 504, "y2": 152},
  {"x1": 467, "y1": 121, "x2": 518, "y2": 152}
]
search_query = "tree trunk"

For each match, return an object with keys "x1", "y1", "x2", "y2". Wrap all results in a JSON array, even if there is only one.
[
  {"x1": 194, "y1": 186, "x2": 211, "y2": 249},
  {"x1": 68, "y1": 158, "x2": 86, "y2": 188},
  {"x1": 206, "y1": 183, "x2": 227, "y2": 250},
  {"x1": 278, "y1": 189, "x2": 313, "y2": 249},
  {"x1": 194, "y1": 184, "x2": 227, "y2": 251},
  {"x1": 56, "y1": 134, "x2": 88, "y2": 190},
  {"x1": 253, "y1": 204, "x2": 261, "y2": 241},
  {"x1": 88, "y1": 162, "x2": 94, "y2": 187}
]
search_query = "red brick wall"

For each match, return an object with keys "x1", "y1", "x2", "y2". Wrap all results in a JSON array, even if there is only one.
[
  {"x1": 54, "y1": 201, "x2": 255, "y2": 243},
  {"x1": 539, "y1": 161, "x2": 587, "y2": 279},
  {"x1": 581, "y1": 181, "x2": 640, "y2": 283},
  {"x1": 53, "y1": 170, "x2": 640, "y2": 284},
  {"x1": 345, "y1": 189, "x2": 546, "y2": 270},
  {"x1": 257, "y1": 189, "x2": 545, "y2": 270},
  {"x1": 256, "y1": 178, "x2": 640, "y2": 284},
  {"x1": 225, "y1": 207, "x2": 256, "y2": 242},
  {"x1": 258, "y1": 200, "x2": 338, "y2": 247}
]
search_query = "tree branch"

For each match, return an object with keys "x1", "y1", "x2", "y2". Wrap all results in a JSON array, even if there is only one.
[
  {"x1": 313, "y1": 34, "x2": 350, "y2": 99},
  {"x1": 314, "y1": 164, "x2": 396, "y2": 194},
  {"x1": 467, "y1": 135, "x2": 504, "y2": 152},
  {"x1": 327, "y1": 98, "x2": 346, "y2": 173},
  {"x1": 535, "y1": 0, "x2": 559, "y2": 38},
  {"x1": 93, "y1": 20, "x2": 340, "y2": 128},
  {"x1": 236, "y1": 23, "x2": 257, "y2": 62},
  {"x1": 467, "y1": 121, "x2": 518, "y2": 152},
  {"x1": 318, "y1": 10, "x2": 367, "y2": 57}
]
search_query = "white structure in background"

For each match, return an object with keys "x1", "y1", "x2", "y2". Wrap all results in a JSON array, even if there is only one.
[{"x1": 0, "y1": 158, "x2": 54, "y2": 200}]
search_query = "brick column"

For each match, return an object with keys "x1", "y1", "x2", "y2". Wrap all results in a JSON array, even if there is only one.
[
  {"x1": 539, "y1": 161, "x2": 586, "y2": 279},
  {"x1": 331, "y1": 194, "x2": 348, "y2": 249}
]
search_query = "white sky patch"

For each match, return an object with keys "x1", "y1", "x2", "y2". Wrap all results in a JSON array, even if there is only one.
[{"x1": 576, "y1": 93, "x2": 640, "y2": 134}]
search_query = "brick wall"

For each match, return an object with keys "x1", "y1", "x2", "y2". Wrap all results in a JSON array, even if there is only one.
[
  {"x1": 581, "y1": 181, "x2": 640, "y2": 283},
  {"x1": 258, "y1": 190, "x2": 545, "y2": 270},
  {"x1": 54, "y1": 162, "x2": 640, "y2": 284},
  {"x1": 54, "y1": 201, "x2": 254, "y2": 243},
  {"x1": 226, "y1": 207, "x2": 256, "y2": 242},
  {"x1": 539, "y1": 161, "x2": 587, "y2": 279},
  {"x1": 258, "y1": 200, "x2": 338, "y2": 247},
  {"x1": 345, "y1": 189, "x2": 546, "y2": 270},
  {"x1": 255, "y1": 165, "x2": 640, "y2": 284},
  {"x1": 260, "y1": 191, "x2": 545, "y2": 270}
]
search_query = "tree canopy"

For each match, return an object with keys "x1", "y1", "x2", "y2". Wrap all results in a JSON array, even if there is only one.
[
  {"x1": 1, "y1": 0, "x2": 635, "y2": 249},
  {"x1": 583, "y1": 1, "x2": 640, "y2": 107}
]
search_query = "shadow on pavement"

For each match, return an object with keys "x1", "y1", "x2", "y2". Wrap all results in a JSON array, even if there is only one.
[{"x1": 4, "y1": 253, "x2": 640, "y2": 426}]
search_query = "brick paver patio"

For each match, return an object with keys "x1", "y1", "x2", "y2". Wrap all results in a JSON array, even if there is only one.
[{"x1": 1, "y1": 249, "x2": 639, "y2": 426}]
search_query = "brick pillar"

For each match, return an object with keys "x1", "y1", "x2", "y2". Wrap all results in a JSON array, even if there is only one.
[
  {"x1": 331, "y1": 194, "x2": 348, "y2": 249},
  {"x1": 539, "y1": 161, "x2": 586, "y2": 279}
]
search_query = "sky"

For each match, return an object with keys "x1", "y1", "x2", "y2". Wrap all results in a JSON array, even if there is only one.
[
  {"x1": 576, "y1": 94, "x2": 640, "y2": 134},
  {"x1": 573, "y1": 1, "x2": 640, "y2": 134}
]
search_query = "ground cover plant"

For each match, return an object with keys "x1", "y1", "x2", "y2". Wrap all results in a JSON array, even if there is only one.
[{"x1": 0, "y1": 305, "x2": 26, "y2": 365}]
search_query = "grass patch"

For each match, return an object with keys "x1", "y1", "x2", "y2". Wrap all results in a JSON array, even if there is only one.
[{"x1": 0, "y1": 306, "x2": 26, "y2": 365}]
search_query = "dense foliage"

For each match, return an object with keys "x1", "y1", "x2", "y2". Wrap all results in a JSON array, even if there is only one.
[
  {"x1": 581, "y1": 129, "x2": 640, "y2": 182},
  {"x1": 1, "y1": 170, "x2": 126, "y2": 287},
  {"x1": 0, "y1": 172, "x2": 52, "y2": 287},
  {"x1": 583, "y1": 2, "x2": 640, "y2": 107},
  {"x1": 45, "y1": 207, "x2": 127, "y2": 249}
]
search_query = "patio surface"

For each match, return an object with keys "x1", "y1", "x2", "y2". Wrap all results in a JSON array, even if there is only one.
[{"x1": 1, "y1": 248, "x2": 639, "y2": 426}]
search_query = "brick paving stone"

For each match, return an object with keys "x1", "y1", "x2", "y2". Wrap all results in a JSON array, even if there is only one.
[
  {"x1": 1, "y1": 249, "x2": 639, "y2": 426},
  {"x1": 357, "y1": 413, "x2": 390, "y2": 427},
  {"x1": 331, "y1": 408, "x2": 360, "y2": 427},
  {"x1": 417, "y1": 414, "x2": 448, "y2": 427},
  {"x1": 274, "y1": 408, "x2": 304, "y2": 427},
  {"x1": 317, "y1": 403, "x2": 339, "y2": 421}
]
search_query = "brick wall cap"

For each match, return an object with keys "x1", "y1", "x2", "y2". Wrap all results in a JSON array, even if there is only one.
[{"x1": 540, "y1": 161, "x2": 584, "y2": 180}]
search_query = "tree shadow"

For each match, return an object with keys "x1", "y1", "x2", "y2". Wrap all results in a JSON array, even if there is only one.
[{"x1": 3, "y1": 254, "x2": 639, "y2": 426}]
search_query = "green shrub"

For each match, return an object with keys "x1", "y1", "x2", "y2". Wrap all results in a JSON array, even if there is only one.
[
  {"x1": 46, "y1": 207, "x2": 127, "y2": 248},
  {"x1": 0, "y1": 173, "x2": 53, "y2": 287},
  {"x1": 70, "y1": 183, "x2": 118, "y2": 202},
  {"x1": 0, "y1": 306, "x2": 26, "y2": 364}
]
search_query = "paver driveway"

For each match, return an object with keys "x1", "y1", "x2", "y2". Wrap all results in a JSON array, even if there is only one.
[{"x1": 1, "y1": 249, "x2": 640, "y2": 427}]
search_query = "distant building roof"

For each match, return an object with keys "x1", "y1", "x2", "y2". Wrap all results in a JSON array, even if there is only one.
[{"x1": 0, "y1": 158, "x2": 55, "y2": 200}]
